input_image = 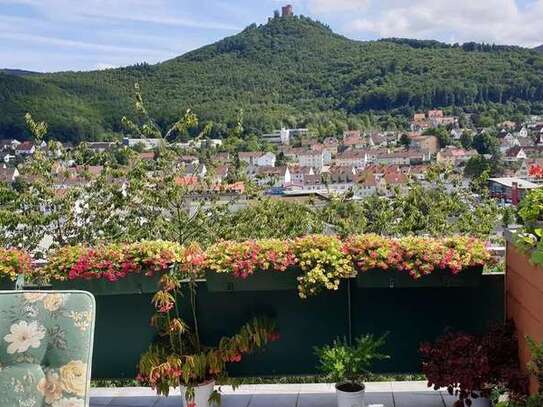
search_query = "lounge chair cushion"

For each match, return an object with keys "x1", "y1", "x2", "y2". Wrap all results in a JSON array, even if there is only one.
[{"x1": 0, "y1": 291, "x2": 95, "y2": 407}]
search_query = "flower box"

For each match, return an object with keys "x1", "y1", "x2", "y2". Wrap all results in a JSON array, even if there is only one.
[
  {"x1": 205, "y1": 270, "x2": 300, "y2": 292},
  {"x1": 52, "y1": 273, "x2": 162, "y2": 296},
  {"x1": 0, "y1": 278, "x2": 15, "y2": 290},
  {"x1": 356, "y1": 266, "x2": 483, "y2": 288}
]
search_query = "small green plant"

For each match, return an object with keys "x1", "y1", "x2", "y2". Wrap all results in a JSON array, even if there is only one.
[
  {"x1": 518, "y1": 189, "x2": 543, "y2": 233},
  {"x1": 314, "y1": 334, "x2": 389, "y2": 387},
  {"x1": 527, "y1": 336, "x2": 543, "y2": 397},
  {"x1": 494, "y1": 337, "x2": 543, "y2": 407}
]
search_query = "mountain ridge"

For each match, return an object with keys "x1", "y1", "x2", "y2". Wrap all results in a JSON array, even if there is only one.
[{"x1": 2, "y1": 15, "x2": 543, "y2": 141}]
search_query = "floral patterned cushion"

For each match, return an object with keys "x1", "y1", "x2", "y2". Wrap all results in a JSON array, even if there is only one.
[{"x1": 0, "y1": 291, "x2": 95, "y2": 407}]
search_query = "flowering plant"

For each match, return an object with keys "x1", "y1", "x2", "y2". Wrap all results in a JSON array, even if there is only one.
[
  {"x1": 292, "y1": 235, "x2": 353, "y2": 299},
  {"x1": 420, "y1": 324, "x2": 526, "y2": 406},
  {"x1": 11, "y1": 235, "x2": 492, "y2": 295},
  {"x1": 138, "y1": 263, "x2": 279, "y2": 404},
  {"x1": 206, "y1": 239, "x2": 296, "y2": 279},
  {"x1": 344, "y1": 235, "x2": 491, "y2": 279},
  {"x1": 0, "y1": 248, "x2": 32, "y2": 281},
  {"x1": 44, "y1": 241, "x2": 189, "y2": 282},
  {"x1": 529, "y1": 164, "x2": 543, "y2": 179}
]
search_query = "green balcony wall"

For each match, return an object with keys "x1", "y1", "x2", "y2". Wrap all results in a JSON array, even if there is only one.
[{"x1": 86, "y1": 273, "x2": 505, "y2": 378}]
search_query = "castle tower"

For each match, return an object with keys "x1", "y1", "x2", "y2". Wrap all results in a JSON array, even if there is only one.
[{"x1": 282, "y1": 5, "x2": 293, "y2": 17}]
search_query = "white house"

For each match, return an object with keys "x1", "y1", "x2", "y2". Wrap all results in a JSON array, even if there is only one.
[
  {"x1": 334, "y1": 150, "x2": 367, "y2": 168},
  {"x1": 297, "y1": 150, "x2": 324, "y2": 169},
  {"x1": 239, "y1": 152, "x2": 276, "y2": 167},
  {"x1": 15, "y1": 141, "x2": 35, "y2": 155},
  {"x1": 122, "y1": 137, "x2": 163, "y2": 150}
]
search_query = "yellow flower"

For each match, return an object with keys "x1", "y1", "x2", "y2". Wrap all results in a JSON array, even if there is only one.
[
  {"x1": 60, "y1": 360, "x2": 87, "y2": 397},
  {"x1": 23, "y1": 293, "x2": 47, "y2": 303},
  {"x1": 43, "y1": 294, "x2": 64, "y2": 312}
]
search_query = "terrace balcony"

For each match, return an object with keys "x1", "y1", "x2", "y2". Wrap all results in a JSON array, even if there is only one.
[
  {"x1": 89, "y1": 381, "x2": 461, "y2": 407},
  {"x1": 1, "y1": 233, "x2": 539, "y2": 407}
]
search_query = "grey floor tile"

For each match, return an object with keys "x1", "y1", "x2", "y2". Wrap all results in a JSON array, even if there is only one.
[
  {"x1": 394, "y1": 391, "x2": 445, "y2": 407},
  {"x1": 249, "y1": 394, "x2": 298, "y2": 407},
  {"x1": 297, "y1": 392, "x2": 336, "y2": 407},
  {"x1": 441, "y1": 393, "x2": 458, "y2": 407},
  {"x1": 89, "y1": 396, "x2": 114, "y2": 406},
  {"x1": 108, "y1": 396, "x2": 159, "y2": 406},
  {"x1": 220, "y1": 394, "x2": 253, "y2": 407},
  {"x1": 154, "y1": 396, "x2": 182, "y2": 407},
  {"x1": 365, "y1": 392, "x2": 395, "y2": 407},
  {"x1": 441, "y1": 393, "x2": 491, "y2": 407}
]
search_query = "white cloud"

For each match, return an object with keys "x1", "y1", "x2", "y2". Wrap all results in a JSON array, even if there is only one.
[
  {"x1": 306, "y1": 0, "x2": 369, "y2": 13},
  {"x1": 83, "y1": 11, "x2": 240, "y2": 31},
  {"x1": 0, "y1": 32, "x2": 175, "y2": 56},
  {"x1": 345, "y1": 0, "x2": 543, "y2": 47}
]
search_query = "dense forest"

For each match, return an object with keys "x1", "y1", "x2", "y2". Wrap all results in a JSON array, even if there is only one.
[{"x1": 2, "y1": 15, "x2": 543, "y2": 142}]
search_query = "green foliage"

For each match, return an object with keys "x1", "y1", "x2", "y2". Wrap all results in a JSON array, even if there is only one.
[
  {"x1": 518, "y1": 188, "x2": 543, "y2": 231},
  {"x1": 315, "y1": 334, "x2": 389, "y2": 384},
  {"x1": 526, "y1": 337, "x2": 543, "y2": 391},
  {"x1": 473, "y1": 131, "x2": 500, "y2": 155},
  {"x1": 213, "y1": 198, "x2": 324, "y2": 241},
  {"x1": 464, "y1": 155, "x2": 503, "y2": 179},
  {"x1": 3, "y1": 16, "x2": 543, "y2": 140},
  {"x1": 321, "y1": 180, "x2": 499, "y2": 238}
]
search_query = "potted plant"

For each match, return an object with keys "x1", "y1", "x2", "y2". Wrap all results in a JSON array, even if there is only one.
[
  {"x1": 315, "y1": 334, "x2": 389, "y2": 407},
  {"x1": 137, "y1": 243, "x2": 280, "y2": 407},
  {"x1": 420, "y1": 324, "x2": 526, "y2": 407},
  {"x1": 495, "y1": 336, "x2": 543, "y2": 407}
]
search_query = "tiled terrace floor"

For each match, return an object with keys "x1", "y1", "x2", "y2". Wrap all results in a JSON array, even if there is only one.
[{"x1": 90, "y1": 381, "x2": 460, "y2": 407}]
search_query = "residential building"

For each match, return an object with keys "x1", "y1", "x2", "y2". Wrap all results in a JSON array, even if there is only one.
[
  {"x1": 262, "y1": 128, "x2": 290, "y2": 145},
  {"x1": 239, "y1": 152, "x2": 276, "y2": 167},
  {"x1": 334, "y1": 149, "x2": 367, "y2": 168},
  {"x1": 409, "y1": 134, "x2": 439, "y2": 154},
  {"x1": 488, "y1": 177, "x2": 542, "y2": 204},
  {"x1": 0, "y1": 165, "x2": 18, "y2": 183},
  {"x1": 504, "y1": 147, "x2": 528, "y2": 162},
  {"x1": 342, "y1": 131, "x2": 365, "y2": 149},
  {"x1": 297, "y1": 149, "x2": 324, "y2": 169},
  {"x1": 122, "y1": 137, "x2": 163, "y2": 150},
  {"x1": 353, "y1": 171, "x2": 378, "y2": 197},
  {"x1": 15, "y1": 141, "x2": 35, "y2": 155},
  {"x1": 436, "y1": 147, "x2": 478, "y2": 166},
  {"x1": 86, "y1": 142, "x2": 116, "y2": 152},
  {"x1": 310, "y1": 144, "x2": 332, "y2": 164}
]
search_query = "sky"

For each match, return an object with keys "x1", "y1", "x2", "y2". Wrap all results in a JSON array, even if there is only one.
[{"x1": 1, "y1": 0, "x2": 542, "y2": 72}]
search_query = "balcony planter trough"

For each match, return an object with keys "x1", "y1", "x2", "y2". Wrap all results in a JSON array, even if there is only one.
[
  {"x1": 356, "y1": 265, "x2": 484, "y2": 288},
  {"x1": 205, "y1": 269, "x2": 300, "y2": 292},
  {"x1": 52, "y1": 273, "x2": 162, "y2": 296},
  {"x1": 0, "y1": 278, "x2": 16, "y2": 290}
]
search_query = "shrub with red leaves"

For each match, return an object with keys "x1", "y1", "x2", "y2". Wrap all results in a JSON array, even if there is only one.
[{"x1": 420, "y1": 323, "x2": 527, "y2": 406}]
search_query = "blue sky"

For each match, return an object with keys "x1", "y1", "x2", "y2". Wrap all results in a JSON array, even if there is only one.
[{"x1": 1, "y1": 0, "x2": 542, "y2": 72}]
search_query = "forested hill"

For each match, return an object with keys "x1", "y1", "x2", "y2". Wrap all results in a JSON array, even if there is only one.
[{"x1": 2, "y1": 15, "x2": 543, "y2": 142}]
